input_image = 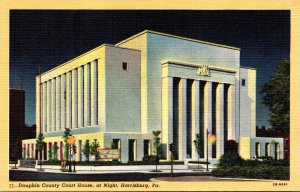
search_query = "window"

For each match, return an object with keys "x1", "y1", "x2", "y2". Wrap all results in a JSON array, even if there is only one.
[
  {"x1": 144, "y1": 140, "x2": 150, "y2": 156},
  {"x1": 255, "y1": 142, "x2": 261, "y2": 158},
  {"x1": 122, "y1": 62, "x2": 128, "y2": 70},
  {"x1": 242, "y1": 79, "x2": 246, "y2": 86},
  {"x1": 112, "y1": 139, "x2": 120, "y2": 149},
  {"x1": 265, "y1": 143, "x2": 270, "y2": 157}
]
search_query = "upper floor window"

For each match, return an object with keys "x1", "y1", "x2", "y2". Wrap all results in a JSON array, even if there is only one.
[
  {"x1": 122, "y1": 62, "x2": 128, "y2": 70},
  {"x1": 242, "y1": 79, "x2": 246, "y2": 86}
]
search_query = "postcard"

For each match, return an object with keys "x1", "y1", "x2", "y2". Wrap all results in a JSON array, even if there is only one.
[{"x1": 0, "y1": 0, "x2": 299, "y2": 191}]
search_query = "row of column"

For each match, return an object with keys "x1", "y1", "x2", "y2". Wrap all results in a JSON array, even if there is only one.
[
  {"x1": 162, "y1": 77, "x2": 235, "y2": 160},
  {"x1": 23, "y1": 143, "x2": 35, "y2": 159},
  {"x1": 41, "y1": 60, "x2": 98, "y2": 133}
]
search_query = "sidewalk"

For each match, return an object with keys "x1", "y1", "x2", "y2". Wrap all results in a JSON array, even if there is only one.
[
  {"x1": 11, "y1": 167, "x2": 212, "y2": 175},
  {"x1": 150, "y1": 176, "x2": 272, "y2": 182}
]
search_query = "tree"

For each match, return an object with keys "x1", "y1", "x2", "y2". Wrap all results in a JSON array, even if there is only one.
[
  {"x1": 90, "y1": 140, "x2": 100, "y2": 160},
  {"x1": 36, "y1": 133, "x2": 44, "y2": 170},
  {"x1": 82, "y1": 140, "x2": 90, "y2": 162},
  {"x1": 10, "y1": 142, "x2": 21, "y2": 169},
  {"x1": 48, "y1": 147, "x2": 53, "y2": 160},
  {"x1": 51, "y1": 144, "x2": 59, "y2": 160},
  {"x1": 193, "y1": 133, "x2": 203, "y2": 170},
  {"x1": 62, "y1": 128, "x2": 72, "y2": 160},
  {"x1": 152, "y1": 130, "x2": 162, "y2": 172},
  {"x1": 261, "y1": 59, "x2": 290, "y2": 136}
]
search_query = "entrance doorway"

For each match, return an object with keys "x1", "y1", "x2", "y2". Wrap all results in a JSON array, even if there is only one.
[{"x1": 128, "y1": 139, "x2": 136, "y2": 161}]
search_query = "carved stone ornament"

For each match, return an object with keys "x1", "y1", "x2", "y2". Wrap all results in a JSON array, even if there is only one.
[{"x1": 196, "y1": 64, "x2": 211, "y2": 76}]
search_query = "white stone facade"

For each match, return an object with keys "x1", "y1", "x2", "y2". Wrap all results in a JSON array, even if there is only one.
[{"x1": 22, "y1": 30, "x2": 283, "y2": 163}]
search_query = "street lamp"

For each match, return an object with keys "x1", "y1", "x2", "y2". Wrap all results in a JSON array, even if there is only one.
[
  {"x1": 206, "y1": 129, "x2": 216, "y2": 172},
  {"x1": 66, "y1": 135, "x2": 76, "y2": 172},
  {"x1": 206, "y1": 129, "x2": 209, "y2": 172}
]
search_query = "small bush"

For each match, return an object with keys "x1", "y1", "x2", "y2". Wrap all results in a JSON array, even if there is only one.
[{"x1": 218, "y1": 152, "x2": 244, "y2": 168}]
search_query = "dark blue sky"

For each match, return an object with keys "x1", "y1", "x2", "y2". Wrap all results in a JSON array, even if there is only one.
[{"x1": 9, "y1": 10, "x2": 290, "y2": 127}]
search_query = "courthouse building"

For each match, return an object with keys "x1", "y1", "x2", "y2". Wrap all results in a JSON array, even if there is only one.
[{"x1": 22, "y1": 30, "x2": 284, "y2": 163}]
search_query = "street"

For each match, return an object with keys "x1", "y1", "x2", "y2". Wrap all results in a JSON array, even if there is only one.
[{"x1": 10, "y1": 170, "x2": 212, "y2": 181}]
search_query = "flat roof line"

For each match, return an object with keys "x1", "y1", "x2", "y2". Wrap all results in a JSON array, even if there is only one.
[
  {"x1": 116, "y1": 30, "x2": 241, "y2": 51},
  {"x1": 240, "y1": 66, "x2": 256, "y2": 70},
  {"x1": 36, "y1": 44, "x2": 141, "y2": 78}
]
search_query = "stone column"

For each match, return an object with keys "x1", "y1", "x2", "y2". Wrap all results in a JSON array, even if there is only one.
[
  {"x1": 56, "y1": 76, "x2": 61, "y2": 131},
  {"x1": 66, "y1": 72, "x2": 72, "y2": 129},
  {"x1": 32, "y1": 144, "x2": 35, "y2": 159},
  {"x1": 84, "y1": 64, "x2": 91, "y2": 126},
  {"x1": 78, "y1": 67, "x2": 84, "y2": 128},
  {"x1": 51, "y1": 78, "x2": 56, "y2": 132},
  {"x1": 216, "y1": 83, "x2": 224, "y2": 159},
  {"x1": 204, "y1": 82, "x2": 212, "y2": 160},
  {"x1": 228, "y1": 85, "x2": 236, "y2": 140},
  {"x1": 161, "y1": 77, "x2": 173, "y2": 160},
  {"x1": 178, "y1": 78, "x2": 187, "y2": 160},
  {"x1": 43, "y1": 83, "x2": 47, "y2": 133},
  {"x1": 192, "y1": 80, "x2": 200, "y2": 160},
  {"x1": 36, "y1": 77, "x2": 41, "y2": 135},
  {"x1": 72, "y1": 69, "x2": 78, "y2": 129},
  {"x1": 121, "y1": 139, "x2": 129, "y2": 163},
  {"x1": 136, "y1": 138, "x2": 144, "y2": 161},
  {"x1": 47, "y1": 80, "x2": 51, "y2": 133},
  {"x1": 60, "y1": 74, "x2": 66, "y2": 130},
  {"x1": 91, "y1": 60, "x2": 98, "y2": 126}
]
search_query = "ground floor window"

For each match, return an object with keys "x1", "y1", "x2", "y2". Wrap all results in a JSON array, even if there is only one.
[
  {"x1": 143, "y1": 140, "x2": 150, "y2": 156},
  {"x1": 255, "y1": 142, "x2": 261, "y2": 158},
  {"x1": 265, "y1": 143, "x2": 270, "y2": 157},
  {"x1": 112, "y1": 139, "x2": 120, "y2": 149}
]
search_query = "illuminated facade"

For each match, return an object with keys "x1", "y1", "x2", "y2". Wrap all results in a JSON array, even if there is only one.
[{"x1": 22, "y1": 30, "x2": 283, "y2": 163}]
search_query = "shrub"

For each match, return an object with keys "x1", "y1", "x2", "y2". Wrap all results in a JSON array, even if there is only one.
[
  {"x1": 48, "y1": 159, "x2": 61, "y2": 165},
  {"x1": 261, "y1": 159, "x2": 289, "y2": 167},
  {"x1": 243, "y1": 159, "x2": 260, "y2": 167},
  {"x1": 212, "y1": 166, "x2": 289, "y2": 180},
  {"x1": 212, "y1": 153, "x2": 290, "y2": 180},
  {"x1": 142, "y1": 155, "x2": 158, "y2": 165},
  {"x1": 218, "y1": 152, "x2": 244, "y2": 168}
]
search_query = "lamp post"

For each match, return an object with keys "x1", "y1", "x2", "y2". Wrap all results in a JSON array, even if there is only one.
[
  {"x1": 68, "y1": 145, "x2": 72, "y2": 172},
  {"x1": 206, "y1": 129, "x2": 216, "y2": 172},
  {"x1": 66, "y1": 135, "x2": 76, "y2": 173},
  {"x1": 206, "y1": 129, "x2": 209, "y2": 172}
]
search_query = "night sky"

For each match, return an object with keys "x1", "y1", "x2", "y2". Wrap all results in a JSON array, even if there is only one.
[{"x1": 9, "y1": 10, "x2": 290, "y2": 127}]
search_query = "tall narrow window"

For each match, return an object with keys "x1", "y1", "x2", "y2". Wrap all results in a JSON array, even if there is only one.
[
  {"x1": 186, "y1": 79, "x2": 193, "y2": 158},
  {"x1": 88, "y1": 63, "x2": 91, "y2": 126},
  {"x1": 199, "y1": 81, "x2": 205, "y2": 158},
  {"x1": 211, "y1": 82, "x2": 218, "y2": 158},
  {"x1": 223, "y1": 84, "x2": 229, "y2": 153},
  {"x1": 82, "y1": 67, "x2": 85, "y2": 126},
  {"x1": 95, "y1": 60, "x2": 98, "y2": 125}
]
